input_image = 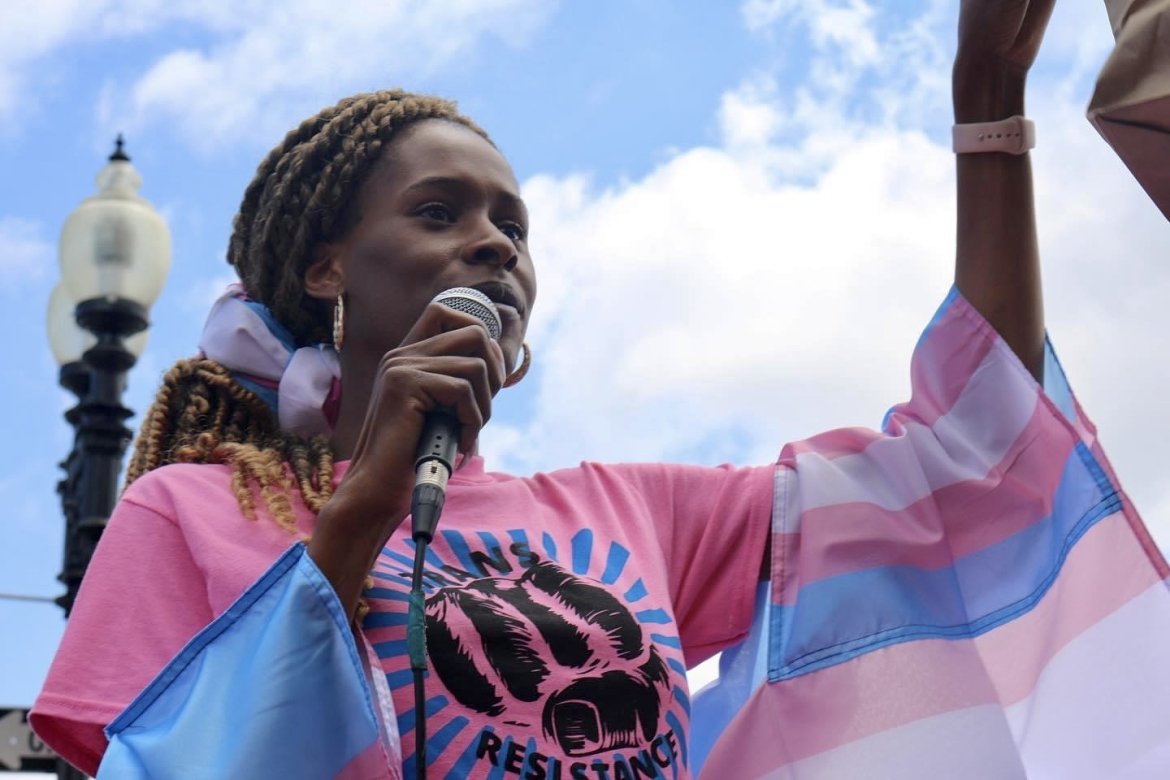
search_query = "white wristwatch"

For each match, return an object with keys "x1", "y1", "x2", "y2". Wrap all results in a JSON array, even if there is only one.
[{"x1": 952, "y1": 116, "x2": 1035, "y2": 155}]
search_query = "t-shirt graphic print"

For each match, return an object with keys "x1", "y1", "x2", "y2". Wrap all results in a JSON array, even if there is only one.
[{"x1": 363, "y1": 527, "x2": 692, "y2": 780}]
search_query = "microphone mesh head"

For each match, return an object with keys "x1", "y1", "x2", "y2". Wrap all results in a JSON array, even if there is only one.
[{"x1": 431, "y1": 287, "x2": 502, "y2": 341}]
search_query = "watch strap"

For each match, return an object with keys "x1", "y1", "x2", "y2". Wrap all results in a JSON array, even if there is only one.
[{"x1": 952, "y1": 116, "x2": 1035, "y2": 155}]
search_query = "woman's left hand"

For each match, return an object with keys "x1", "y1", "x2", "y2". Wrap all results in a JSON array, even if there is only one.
[{"x1": 954, "y1": 0, "x2": 1057, "y2": 121}]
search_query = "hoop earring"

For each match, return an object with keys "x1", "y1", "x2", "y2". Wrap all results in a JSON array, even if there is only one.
[
  {"x1": 503, "y1": 341, "x2": 531, "y2": 388},
  {"x1": 332, "y1": 293, "x2": 345, "y2": 351}
]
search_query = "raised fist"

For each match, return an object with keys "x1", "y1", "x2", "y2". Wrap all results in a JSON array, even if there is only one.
[{"x1": 426, "y1": 560, "x2": 671, "y2": 756}]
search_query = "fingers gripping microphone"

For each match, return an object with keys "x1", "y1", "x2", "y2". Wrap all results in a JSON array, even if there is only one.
[
  {"x1": 409, "y1": 288, "x2": 501, "y2": 780},
  {"x1": 410, "y1": 287, "x2": 502, "y2": 543}
]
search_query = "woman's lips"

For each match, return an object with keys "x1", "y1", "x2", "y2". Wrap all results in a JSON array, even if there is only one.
[{"x1": 470, "y1": 281, "x2": 524, "y2": 318}]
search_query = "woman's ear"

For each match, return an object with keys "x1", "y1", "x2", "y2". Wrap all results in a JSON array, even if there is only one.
[{"x1": 304, "y1": 244, "x2": 345, "y2": 302}]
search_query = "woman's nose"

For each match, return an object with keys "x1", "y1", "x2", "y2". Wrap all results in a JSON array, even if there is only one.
[{"x1": 463, "y1": 223, "x2": 518, "y2": 272}]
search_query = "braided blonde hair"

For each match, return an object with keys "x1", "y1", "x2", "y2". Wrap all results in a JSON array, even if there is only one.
[{"x1": 126, "y1": 90, "x2": 489, "y2": 529}]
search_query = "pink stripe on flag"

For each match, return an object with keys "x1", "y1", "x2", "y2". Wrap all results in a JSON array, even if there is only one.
[
  {"x1": 709, "y1": 517, "x2": 1163, "y2": 774},
  {"x1": 704, "y1": 703, "x2": 1029, "y2": 779},
  {"x1": 1086, "y1": 442, "x2": 1170, "y2": 580},
  {"x1": 906, "y1": 300, "x2": 999, "y2": 426},
  {"x1": 786, "y1": 372, "x2": 1040, "y2": 514},
  {"x1": 974, "y1": 510, "x2": 1165, "y2": 706},
  {"x1": 771, "y1": 410, "x2": 1074, "y2": 597},
  {"x1": 700, "y1": 637, "x2": 1003, "y2": 774}
]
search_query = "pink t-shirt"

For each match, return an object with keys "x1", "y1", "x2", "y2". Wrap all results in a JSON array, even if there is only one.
[{"x1": 33, "y1": 456, "x2": 773, "y2": 778}]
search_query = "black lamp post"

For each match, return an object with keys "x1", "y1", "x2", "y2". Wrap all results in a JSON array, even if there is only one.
[
  {"x1": 51, "y1": 298, "x2": 149, "y2": 616},
  {"x1": 45, "y1": 138, "x2": 170, "y2": 778}
]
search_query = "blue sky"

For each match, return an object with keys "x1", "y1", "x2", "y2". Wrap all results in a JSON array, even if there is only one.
[{"x1": 2, "y1": 1, "x2": 1169, "y2": 772}]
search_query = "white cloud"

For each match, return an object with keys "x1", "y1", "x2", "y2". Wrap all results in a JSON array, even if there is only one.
[
  {"x1": 510, "y1": 114, "x2": 952, "y2": 473},
  {"x1": 0, "y1": 0, "x2": 96, "y2": 116},
  {"x1": 719, "y1": 77, "x2": 785, "y2": 149},
  {"x1": 1, "y1": 0, "x2": 554, "y2": 147},
  {"x1": 0, "y1": 216, "x2": 52, "y2": 291},
  {"x1": 114, "y1": 0, "x2": 555, "y2": 151},
  {"x1": 0, "y1": 0, "x2": 201, "y2": 117},
  {"x1": 735, "y1": 0, "x2": 957, "y2": 161},
  {"x1": 742, "y1": 0, "x2": 881, "y2": 70},
  {"x1": 481, "y1": 0, "x2": 1170, "y2": 560}
]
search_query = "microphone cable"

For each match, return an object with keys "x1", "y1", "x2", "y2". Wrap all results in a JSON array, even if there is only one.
[
  {"x1": 408, "y1": 420, "x2": 455, "y2": 780},
  {"x1": 409, "y1": 543, "x2": 429, "y2": 779}
]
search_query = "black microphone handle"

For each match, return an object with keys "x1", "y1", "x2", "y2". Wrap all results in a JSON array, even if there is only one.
[{"x1": 411, "y1": 408, "x2": 460, "y2": 542}]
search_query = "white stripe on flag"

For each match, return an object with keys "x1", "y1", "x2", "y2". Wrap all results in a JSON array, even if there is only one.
[{"x1": 1005, "y1": 580, "x2": 1170, "y2": 779}]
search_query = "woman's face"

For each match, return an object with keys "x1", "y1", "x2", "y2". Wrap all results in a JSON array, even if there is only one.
[{"x1": 311, "y1": 118, "x2": 536, "y2": 374}]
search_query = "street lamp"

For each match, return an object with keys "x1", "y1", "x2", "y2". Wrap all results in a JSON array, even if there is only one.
[{"x1": 46, "y1": 136, "x2": 171, "y2": 621}]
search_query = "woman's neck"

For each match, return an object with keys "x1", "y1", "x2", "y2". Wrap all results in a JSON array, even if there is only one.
[{"x1": 328, "y1": 351, "x2": 376, "y2": 460}]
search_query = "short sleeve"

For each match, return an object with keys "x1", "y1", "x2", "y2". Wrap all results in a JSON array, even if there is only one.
[
  {"x1": 614, "y1": 461, "x2": 775, "y2": 667},
  {"x1": 31, "y1": 484, "x2": 215, "y2": 776}
]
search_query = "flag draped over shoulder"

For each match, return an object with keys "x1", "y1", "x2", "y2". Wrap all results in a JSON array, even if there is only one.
[
  {"x1": 692, "y1": 288, "x2": 1170, "y2": 779},
  {"x1": 98, "y1": 544, "x2": 402, "y2": 780}
]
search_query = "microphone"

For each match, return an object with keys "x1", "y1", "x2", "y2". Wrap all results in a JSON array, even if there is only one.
[
  {"x1": 410, "y1": 287, "x2": 502, "y2": 542},
  {"x1": 409, "y1": 287, "x2": 502, "y2": 780}
]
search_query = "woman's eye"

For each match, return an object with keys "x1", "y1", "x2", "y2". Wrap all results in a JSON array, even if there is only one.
[
  {"x1": 418, "y1": 203, "x2": 454, "y2": 222},
  {"x1": 500, "y1": 222, "x2": 526, "y2": 241}
]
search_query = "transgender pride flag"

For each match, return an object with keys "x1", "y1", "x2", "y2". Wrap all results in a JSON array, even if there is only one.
[
  {"x1": 692, "y1": 288, "x2": 1170, "y2": 778},
  {"x1": 94, "y1": 288, "x2": 1170, "y2": 778}
]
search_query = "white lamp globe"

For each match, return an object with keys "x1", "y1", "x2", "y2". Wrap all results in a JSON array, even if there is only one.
[{"x1": 58, "y1": 139, "x2": 172, "y2": 308}]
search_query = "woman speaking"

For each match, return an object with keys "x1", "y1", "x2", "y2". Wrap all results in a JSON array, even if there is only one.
[{"x1": 31, "y1": 1, "x2": 1170, "y2": 777}]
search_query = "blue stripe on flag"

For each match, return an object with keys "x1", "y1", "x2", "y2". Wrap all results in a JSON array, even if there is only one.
[
  {"x1": 100, "y1": 545, "x2": 379, "y2": 779},
  {"x1": 1043, "y1": 338, "x2": 1078, "y2": 426},
  {"x1": 690, "y1": 584, "x2": 771, "y2": 774},
  {"x1": 771, "y1": 443, "x2": 1120, "y2": 679}
]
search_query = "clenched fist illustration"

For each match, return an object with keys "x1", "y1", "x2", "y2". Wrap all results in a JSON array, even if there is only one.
[{"x1": 426, "y1": 560, "x2": 671, "y2": 756}]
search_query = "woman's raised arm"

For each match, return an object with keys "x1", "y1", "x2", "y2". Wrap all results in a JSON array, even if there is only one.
[{"x1": 952, "y1": 0, "x2": 1056, "y2": 382}]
